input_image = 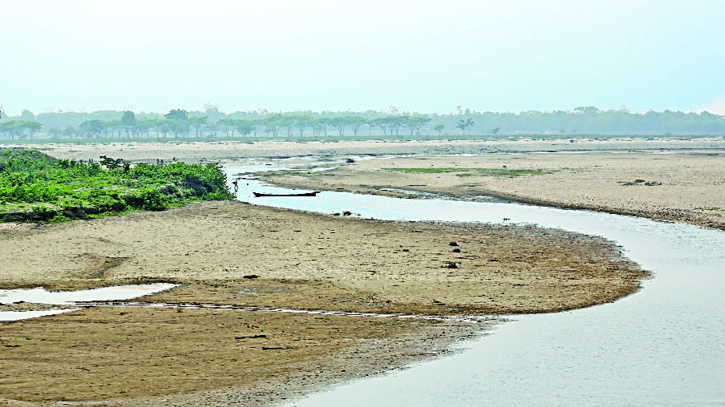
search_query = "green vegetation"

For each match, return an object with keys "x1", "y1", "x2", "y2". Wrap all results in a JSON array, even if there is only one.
[
  {"x1": 0, "y1": 148, "x2": 233, "y2": 223},
  {"x1": 385, "y1": 167, "x2": 551, "y2": 177}
]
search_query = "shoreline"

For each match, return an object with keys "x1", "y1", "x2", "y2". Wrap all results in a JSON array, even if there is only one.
[{"x1": 273, "y1": 179, "x2": 721, "y2": 231}]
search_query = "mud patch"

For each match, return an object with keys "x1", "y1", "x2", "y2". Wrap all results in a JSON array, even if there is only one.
[{"x1": 0, "y1": 305, "x2": 478, "y2": 403}]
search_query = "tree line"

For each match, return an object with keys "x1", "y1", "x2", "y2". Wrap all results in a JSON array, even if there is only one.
[{"x1": 1, "y1": 106, "x2": 723, "y2": 141}]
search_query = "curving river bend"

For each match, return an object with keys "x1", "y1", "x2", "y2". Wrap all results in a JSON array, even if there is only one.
[{"x1": 227, "y1": 163, "x2": 725, "y2": 407}]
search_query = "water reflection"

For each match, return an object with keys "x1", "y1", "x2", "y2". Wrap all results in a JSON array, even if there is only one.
[{"x1": 223, "y1": 167, "x2": 725, "y2": 407}]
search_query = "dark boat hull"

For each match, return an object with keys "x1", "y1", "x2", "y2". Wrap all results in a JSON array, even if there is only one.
[{"x1": 253, "y1": 191, "x2": 319, "y2": 197}]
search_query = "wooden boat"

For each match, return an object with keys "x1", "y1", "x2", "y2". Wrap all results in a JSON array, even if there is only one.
[{"x1": 253, "y1": 191, "x2": 319, "y2": 197}]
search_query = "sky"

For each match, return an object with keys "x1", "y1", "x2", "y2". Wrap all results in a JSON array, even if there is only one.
[{"x1": 1, "y1": 0, "x2": 724, "y2": 116}]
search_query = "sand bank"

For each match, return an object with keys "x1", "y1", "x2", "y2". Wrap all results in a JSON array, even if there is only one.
[
  {"x1": 269, "y1": 150, "x2": 725, "y2": 229},
  {"x1": 0, "y1": 200, "x2": 644, "y2": 405}
]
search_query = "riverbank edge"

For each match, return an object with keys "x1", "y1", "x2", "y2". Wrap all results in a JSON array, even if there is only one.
[{"x1": 264, "y1": 175, "x2": 724, "y2": 231}]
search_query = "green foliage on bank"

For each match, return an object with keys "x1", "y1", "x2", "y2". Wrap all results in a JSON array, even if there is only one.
[{"x1": 0, "y1": 148, "x2": 233, "y2": 222}]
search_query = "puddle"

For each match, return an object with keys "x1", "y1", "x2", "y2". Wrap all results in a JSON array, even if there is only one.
[
  {"x1": 0, "y1": 284, "x2": 177, "y2": 306},
  {"x1": 0, "y1": 309, "x2": 79, "y2": 322},
  {"x1": 0, "y1": 284, "x2": 176, "y2": 322}
]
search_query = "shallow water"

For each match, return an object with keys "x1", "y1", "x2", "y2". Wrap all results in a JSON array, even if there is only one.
[
  {"x1": 225, "y1": 166, "x2": 725, "y2": 407},
  {"x1": 0, "y1": 284, "x2": 177, "y2": 306},
  {"x1": 0, "y1": 284, "x2": 176, "y2": 321},
  {"x1": 0, "y1": 309, "x2": 79, "y2": 322}
]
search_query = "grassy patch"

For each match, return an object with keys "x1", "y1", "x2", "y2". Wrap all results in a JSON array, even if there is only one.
[
  {"x1": 385, "y1": 167, "x2": 551, "y2": 177},
  {"x1": 0, "y1": 148, "x2": 233, "y2": 223}
]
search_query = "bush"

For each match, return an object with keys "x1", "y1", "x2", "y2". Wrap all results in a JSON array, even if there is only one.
[{"x1": 0, "y1": 149, "x2": 233, "y2": 222}]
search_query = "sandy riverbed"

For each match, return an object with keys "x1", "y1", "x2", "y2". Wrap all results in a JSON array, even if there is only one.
[
  {"x1": 0, "y1": 138, "x2": 687, "y2": 406},
  {"x1": 0, "y1": 202, "x2": 643, "y2": 406},
  {"x1": 268, "y1": 149, "x2": 725, "y2": 229}
]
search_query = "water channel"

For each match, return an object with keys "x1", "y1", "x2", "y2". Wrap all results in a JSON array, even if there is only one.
[{"x1": 226, "y1": 163, "x2": 725, "y2": 407}]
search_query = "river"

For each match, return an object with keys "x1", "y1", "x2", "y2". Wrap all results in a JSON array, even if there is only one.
[{"x1": 226, "y1": 163, "x2": 725, "y2": 407}]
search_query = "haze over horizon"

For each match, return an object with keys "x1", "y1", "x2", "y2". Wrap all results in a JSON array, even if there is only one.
[{"x1": 1, "y1": 0, "x2": 724, "y2": 117}]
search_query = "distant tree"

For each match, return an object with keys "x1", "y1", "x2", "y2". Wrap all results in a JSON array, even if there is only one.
[
  {"x1": 434, "y1": 124, "x2": 444, "y2": 136},
  {"x1": 19, "y1": 109, "x2": 35, "y2": 122},
  {"x1": 102, "y1": 120, "x2": 121, "y2": 138},
  {"x1": 405, "y1": 116, "x2": 431, "y2": 136},
  {"x1": 348, "y1": 117, "x2": 366, "y2": 137},
  {"x1": 189, "y1": 116, "x2": 208, "y2": 137},
  {"x1": 169, "y1": 120, "x2": 190, "y2": 138},
  {"x1": 120, "y1": 111, "x2": 137, "y2": 138},
  {"x1": 133, "y1": 120, "x2": 152, "y2": 139},
  {"x1": 280, "y1": 115, "x2": 296, "y2": 137},
  {"x1": 205, "y1": 121, "x2": 219, "y2": 137},
  {"x1": 48, "y1": 127, "x2": 62, "y2": 139},
  {"x1": 165, "y1": 109, "x2": 189, "y2": 121},
  {"x1": 292, "y1": 115, "x2": 311, "y2": 137},
  {"x1": 152, "y1": 119, "x2": 170, "y2": 139},
  {"x1": 235, "y1": 120, "x2": 255, "y2": 136},
  {"x1": 62, "y1": 126, "x2": 76, "y2": 139},
  {"x1": 0, "y1": 120, "x2": 42, "y2": 140},
  {"x1": 314, "y1": 117, "x2": 330, "y2": 137},
  {"x1": 489, "y1": 127, "x2": 501, "y2": 136},
  {"x1": 24, "y1": 121, "x2": 42, "y2": 139},
  {"x1": 329, "y1": 116, "x2": 350, "y2": 137},
  {"x1": 457, "y1": 118, "x2": 474, "y2": 135},
  {"x1": 79, "y1": 120, "x2": 104, "y2": 138},
  {"x1": 263, "y1": 114, "x2": 283, "y2": 137},
  {"x1": 310, "y1": 118, "x2": 323, "y2": 137},
  {"x1": 218, "y1": 118, "x2": 236, "y2": 137},
  {"x1": 0, "y1": 121, "x2": 21, "y2": 140},
  {"x1": 388, "y1": 116, "x2": 406, "y2": 136},
  {"x1": 574, "y1": 106, "x2": 600, "y2": 115},
  {"x1": 372, "y1": 116, "x2": 406, "y2": 137},
  {"x1": 371, "y1": 117, "x2": 390, "y2": 136}
]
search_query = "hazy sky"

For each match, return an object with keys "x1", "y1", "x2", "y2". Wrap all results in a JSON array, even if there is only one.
[{"x1": 1, "y1": 0, "x2": 724, "y2": 116}]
